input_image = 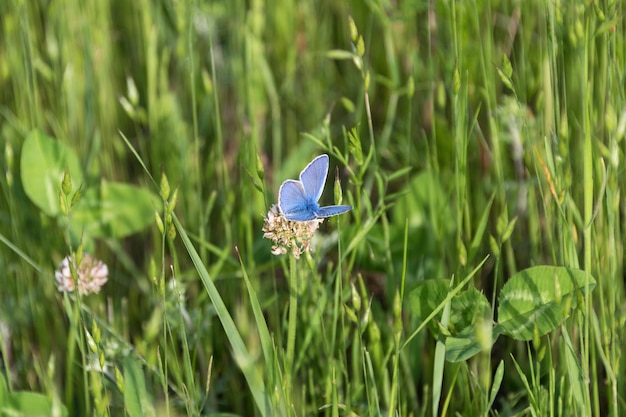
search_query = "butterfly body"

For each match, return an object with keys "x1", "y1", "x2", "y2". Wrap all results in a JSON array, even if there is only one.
[{"x1": 278, "y1": 155, "x2": 352, "y2": 222}]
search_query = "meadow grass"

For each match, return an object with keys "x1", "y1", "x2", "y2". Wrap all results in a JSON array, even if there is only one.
[{"x1": 1, "y1": 0, "x2": 625, "y2": 416}]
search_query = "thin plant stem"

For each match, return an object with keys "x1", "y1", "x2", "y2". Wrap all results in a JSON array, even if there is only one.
[{"x1": 285, "y1": 254, "x2": 298, "y2": 407}]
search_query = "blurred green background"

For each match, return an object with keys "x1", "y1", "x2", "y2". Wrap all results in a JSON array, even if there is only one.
[{"x1": 1, "y1": 0, "x2": 625, "y2": 415}]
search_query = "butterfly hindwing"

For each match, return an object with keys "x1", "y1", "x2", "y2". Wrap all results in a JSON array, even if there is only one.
[
  {"x1": 278, "y1": 179, "x2": 306, "y2": 213},
  {"x1": 284, "y1": 209, "x2": 318, "y2": 222},
  {"x1": 317, "y1": 205, "x2": 353, "y2": 218},
  {"x1": 278, "y1": 180, "x2": 317, "y2": 221}
]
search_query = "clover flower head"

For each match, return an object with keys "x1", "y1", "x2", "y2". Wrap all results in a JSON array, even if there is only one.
[
  {"x1": 262, "y1": 205, "x2": 323, "y2": 259},
  {"x1": 55, "y1": 254, "x2": 109, "y2": 295}
]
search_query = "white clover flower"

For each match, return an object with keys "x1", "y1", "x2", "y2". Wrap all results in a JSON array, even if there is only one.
[
  {"x1": 55, "y1": 254, "x2": 108, "y2": 295},
  {"x1": 262, "y1": 205, "x2": 323, "y2": 259}
]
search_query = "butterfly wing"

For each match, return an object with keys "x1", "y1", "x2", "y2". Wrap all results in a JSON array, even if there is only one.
[
  {"x1": 299, "y1": 154, "x2": 329, "y2": 203},
  {"x1": 317, "y1": 205, "x2": 352, "y2": 218},
  {"x1": 278, "y1": 180, "x2": 317, "y2": 221}
]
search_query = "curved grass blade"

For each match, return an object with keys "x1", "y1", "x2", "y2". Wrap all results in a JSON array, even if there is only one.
[{"x1": 173, "y1": 215, "x2": 274, "y2": 417}]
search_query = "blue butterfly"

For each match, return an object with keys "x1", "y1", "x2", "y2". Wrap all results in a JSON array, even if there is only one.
[{"x1": 278, "y1": 154, "x2": 352, "y2": 222}]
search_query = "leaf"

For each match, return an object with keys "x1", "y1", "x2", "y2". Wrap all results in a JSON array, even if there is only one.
[
  {"x1": 409, "y1": 280, "x2": 490, "y2": 335},
  {"x1": 445, "y1": 330, "x2": 482, "y2": 362},
  {"x1": 468, "y1": 193, "x2": 495, "y2": 263},
  {"x1": 561, "y1": 328, "x2": 585, "y2": 410},
  {"x1": 432, "y1": 293, "x2": 450, "y2": 417},
  {"x1": 347, "y1": 128, "x2": 363, "y2": 164},
  {"x1": 239, "y1": 254, "x2": 289, "y2": 415},
  {"x1": 409, "y1": 279, "x2": 494, "y2": 362},
  {"x1": 487, "y1": 360, "x2": 505, "y2": 412},
  {"x1": 325, "y1": 50, "x2": 357, "y2": 60},
  {"x1": 385, "y1": 166, "x2": 412, "y2": 182},
  {"x1": 20, "y1": 130, "x2": 84, "y2": 216},
  {"x1": 496, "y1": 266, "x2": 596, "y2": 341},
  {"x1": 501, "y1": 216, "x2": 518, "y2": 242},
  {"x1": 449, "y1": 287, "x2": 491, "y2": 333},
  {"x1": 123, "y1": 355, "x2": 155, "y2": 417},
  {"x1": 445, "y1": 324, "x2": 502, "y2": 363},
  {"x1": 408, "y1": 279, "x2": 448, "y2": 334},
  {"x1": 70, "y1": 181, "x2": 159, "y2": 238},
  {"x1": 340, "y1": 97, "x2": 355, "y2": 113},
  {"x1": 3, "y1": 391, "x2": 68, "y2": 417},
  {"x1": 0, "y1": 373, "x2": 6, "y2": 405}
]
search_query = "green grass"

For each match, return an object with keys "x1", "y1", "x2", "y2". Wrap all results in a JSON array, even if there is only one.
[{"x1": 1, "y1": 0, "x2": 625, "y2": 416}]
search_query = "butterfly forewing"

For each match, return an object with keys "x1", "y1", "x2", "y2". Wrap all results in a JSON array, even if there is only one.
[{"x1": 299, "y1": 154, "x2": 328, "y2": 203}]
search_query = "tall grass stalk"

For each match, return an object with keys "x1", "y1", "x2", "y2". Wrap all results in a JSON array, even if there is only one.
[{"x1": 284, "y1": 254, "x2": 298, "y2": 409}]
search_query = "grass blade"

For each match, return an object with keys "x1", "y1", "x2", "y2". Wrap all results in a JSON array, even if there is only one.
[{"x1": 173, "y1": 215, "x2": 274, "y2": 416}]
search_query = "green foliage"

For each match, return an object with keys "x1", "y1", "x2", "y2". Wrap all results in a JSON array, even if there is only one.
[
  {"x1": 123, "y1": 356, "x2": 156, "y2": 417},
  {"x1": 408, "y1": 279, "x2": 490, "y2": 337},
  {"x1": 70, "y1": 181, "x2": 158, "y2": 239},
  {"x1": 496, "y1": 266, "x2": 596, "y2": 341},
  {"x1": 20, "y1": 129, "x2": 157, "y2": 242},
  {"x1": 0, "y1": 374, "x2": 68, "y2": 417},
  {"x1": 1, "y1": 391, "x2": 68, "y2": 417},
  {"x1": 20, "y1": 130, "x2": 84, "y2": 216},
  {"x1": 410, "y1": 266, "x2": 596, "y2": 363},
  {"x1": 1, "y1": 0, "x2": 625, "y2": 416}
]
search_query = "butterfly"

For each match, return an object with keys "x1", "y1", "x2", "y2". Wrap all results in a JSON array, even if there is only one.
[{"x1": 278, "y1": 154, "x2": 352, "y2": 222}]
